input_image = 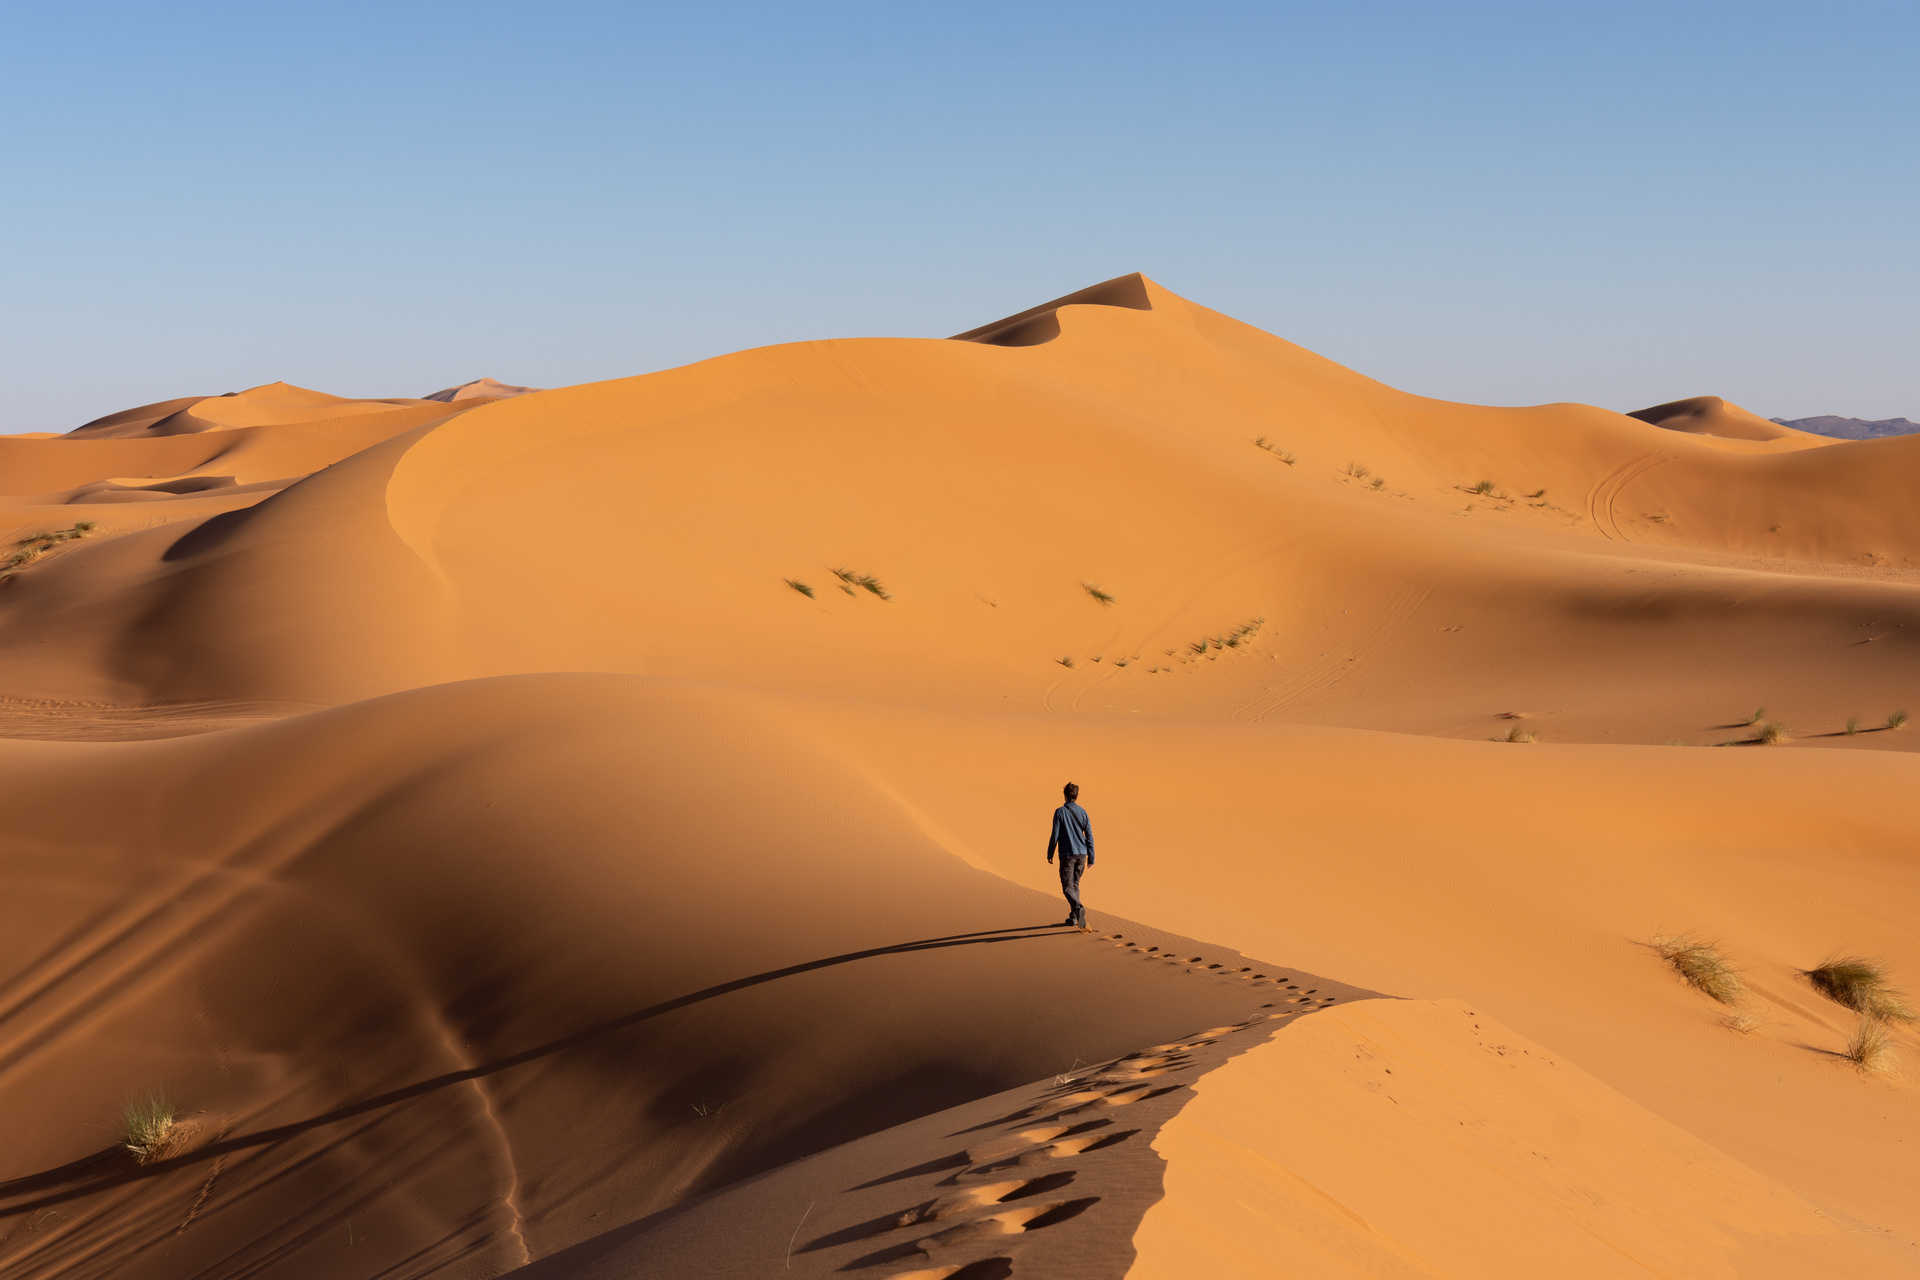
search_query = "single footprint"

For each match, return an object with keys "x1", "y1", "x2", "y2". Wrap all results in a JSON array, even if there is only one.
[
  {"x1": 919, "y1": 1172, "x2": 1077, "y2": 1222},
  {"x1": 966, "y1": 1125, "x2": 1069, "y2": 1164},
  {"x1": 1049, "y1": 1128, "x2": 1137, "y2": 1157}
]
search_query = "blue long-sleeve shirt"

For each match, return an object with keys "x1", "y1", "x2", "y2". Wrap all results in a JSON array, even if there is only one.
[{"x1": 1048, "y1": 802, "x2": 1095, "y2": 864}]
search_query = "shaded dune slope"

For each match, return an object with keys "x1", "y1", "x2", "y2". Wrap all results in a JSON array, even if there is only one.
[{"x1": 0, "y1": 675, "x2": 1354, "y2": 1280}]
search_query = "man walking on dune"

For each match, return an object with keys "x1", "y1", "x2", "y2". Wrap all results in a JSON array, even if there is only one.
[{"x1": 1047, "y1": 782, "x2": 1095, "y2": 929}]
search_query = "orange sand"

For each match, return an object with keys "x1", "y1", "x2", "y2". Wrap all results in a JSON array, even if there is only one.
[{"x1": 1, "y1": 276, "x2": 1917, "y2": 1278}]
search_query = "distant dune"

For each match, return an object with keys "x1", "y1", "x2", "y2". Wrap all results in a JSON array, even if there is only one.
[
  {"x1": 1, "y1": 275, "x2": 1917, "y2": 1278},
  {"x1": 1625, "y1": 394, "x2": 1826, "y2": 446},
  {"x1": 421, "y1": 376, "x2": 539, "y2": 404}
]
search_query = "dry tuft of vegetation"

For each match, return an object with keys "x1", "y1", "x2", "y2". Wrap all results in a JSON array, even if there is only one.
[
  {"x1": 1186, "y1": 617, "x2": 1265, "y2": 658},
  {"x1": 4, "y1": 522, "x2": 97, "y2": 571},
  {"x1": 1722, "y1": 1012, "x2": 1759, "y2": 1034},
  {"x1": 1888, "y1": 709, "x2": 1909, "y2": 731},
  {"x1": 1755, "y1": 721, "x2": 1788, "y2": 746},
  {"x1": 784, "y1": 579, "x2": 814, "y2": 598},
  {"x1": 1654, "y1": 936, "x2": 1742, "y2": 1004},
  {"x1": 1803, "y1": 957, "x2": 1915, "y2": 1023},
  {"x1": 1252, "y1": 437, "x2": 1297, "y2": 465},
  {"x1": 1470, "y1": 479, "x2": 1496, "y2": 495},
  {"x1": 1345, "y1": 461, "x2": 1371, "y2": 480},
  {"x1": 831, "y1": 568, "x2": 890, "y2": 600},
  {"x1": 1846, "y1": 716, "x2": 1860, "y2": 736},
  {"x1": 1056, "y1": 656, "x2": 1074, "y2": 668},
  {"x1": 123, "y1": 1095, "x2": 178, "y2": 1165},
  {"x1": 1743, "y1": 707, "x2": 1766, "y2": 726},
  {"x1": 1844, "y1": 1016, "x2": 1895, "y2": 1074},
  {"x1": 1501, "y1": 725, "x2": 1536, "y2": 743},
  {"x1": 1083, "y1": 583, "x2": 1115, "y2": 606}
]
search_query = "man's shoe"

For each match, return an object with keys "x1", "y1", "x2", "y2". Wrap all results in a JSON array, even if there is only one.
[{"x1": 1061, "y1": 915, "x2": 1078, "y2": 926}]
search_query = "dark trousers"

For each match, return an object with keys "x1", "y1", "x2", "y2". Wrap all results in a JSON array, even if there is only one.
[{"x1": 1058, "y1": 855, "x2": 1087, "y2": 924}]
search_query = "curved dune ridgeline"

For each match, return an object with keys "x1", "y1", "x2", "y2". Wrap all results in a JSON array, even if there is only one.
[{"x1": 1, "y1": 276, "x2": 1917, "y2": 1277}]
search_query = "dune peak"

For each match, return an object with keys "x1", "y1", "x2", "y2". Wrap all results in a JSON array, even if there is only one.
[{"x1": 951, "y1": 271, "x2": 1156, "y2": 347}]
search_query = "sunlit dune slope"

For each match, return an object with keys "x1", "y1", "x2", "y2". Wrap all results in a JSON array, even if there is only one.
[
  {"x1": 0, "y1": 674, "x2": 1308, "y2": 1280},
  {"x1": 1134, "y1": 999, "x2": 1914, "y2": 1278},
  {"x1": 7, "y1": 275, "x2": 1920, "y2": 749}
]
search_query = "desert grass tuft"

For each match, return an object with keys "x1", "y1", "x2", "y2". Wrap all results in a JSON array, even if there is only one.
[
  {"x1": 1470, "y1": 479, "x2": 1495, "y2": 495},
  {"x1": 1844, "y1": 1016, "x2": 1895, "y2": 1074},
  {"x1": 123, "y1": 1095, "x2": 178, "y2": 1165},
  {"x1": 1803, "y1": 957, "x2": 1915, "y2": 1022},
  {"x1": 1345, "y1": 461, "x2": 1370, "y2": 480},
  {"x1": 784, "y1": 579, "x2": 814, "y2": 598},
  {"x1": 1755, "y1": 721, "x2": 1788, "y2": 745},
  {"x1": 1369, "y1": 476, "x2": 1385, "y2": 490},
  {"x1": 1083, "y1": 583, "x2": 1115, "y2": 606},
  {"x1": 1502, "y1": 725, "x2": 1536, "y2": 743},
  {"x1": 5, "y1": 522, "x2": 95, "y2": 569},
  {"x1": 1056, "y1": 656, "x2": 1074, "y2": 668},
  {"x1": 831, "y1": 567, "x2": 890, "y2": 600},
  {"x1": 1653, "y1": 936, "x2": 1742, "y2": 1004},
  {"x1": 1743, "y1": 707, "x2": 1766, "y2": 726},
  {"x1": 1888, "y1": 709, "x2": 1909, "y2": 731},
  {"x1": 1846, "y1": 716, "x2": 1860, "y2": 736}
]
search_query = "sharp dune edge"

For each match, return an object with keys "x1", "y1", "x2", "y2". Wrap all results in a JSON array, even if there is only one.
[{"x1": 0, "y1": 274, "x2": 1915, "y2": 1277}]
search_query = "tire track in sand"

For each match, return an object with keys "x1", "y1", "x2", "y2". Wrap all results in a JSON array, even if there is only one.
[{"x1": 1584, "y1": 452, "x2": 1668, "y2": 542}]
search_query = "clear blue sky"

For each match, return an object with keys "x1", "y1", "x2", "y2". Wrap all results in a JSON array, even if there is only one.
[{"x1": 4, "y1": 0, "x2": 1915, "y2": 430}]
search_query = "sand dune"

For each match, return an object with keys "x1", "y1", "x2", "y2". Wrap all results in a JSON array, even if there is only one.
[
  {"x1": 1628, "y1": 394, "x2": 1828, "y2": 447},
  {"x1": 2, "y1": 275, "x2": 1918, "y2": 1278},
  {"x1": 422, "y1": 377, "x2": 539, "y2": 404},
  {"x1": 65, "y1": 382, "x2": 426, "y2": 439}
]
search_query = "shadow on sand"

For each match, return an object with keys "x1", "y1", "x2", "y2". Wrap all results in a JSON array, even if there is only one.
[{"x1": 0, "y1": 923, "x2": 1070, "y2": 1216}]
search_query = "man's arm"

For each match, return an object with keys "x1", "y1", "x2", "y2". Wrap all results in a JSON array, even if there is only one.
[
  {"x1": 1046, "y1": 809, "x2": 1058, "y2": 863},
  {"x1": 1085, "y1": 812, "x2": 1094, "y2": 866}
]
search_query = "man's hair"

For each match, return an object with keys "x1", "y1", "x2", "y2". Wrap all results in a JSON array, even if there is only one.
[{"x1": 1063, "y1": 781, "x2": 1079, "y2": 802}]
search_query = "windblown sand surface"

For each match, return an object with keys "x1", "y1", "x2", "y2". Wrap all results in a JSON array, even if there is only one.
[{"x1": 1, "y1": 276, "x2": 1916, "y2": 1278}]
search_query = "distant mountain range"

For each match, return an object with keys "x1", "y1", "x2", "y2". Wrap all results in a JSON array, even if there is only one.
[{"x1": 1771, "y1": 415, "x2": 1920, "y2": 440}]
